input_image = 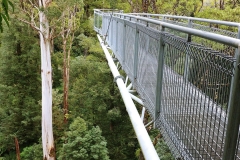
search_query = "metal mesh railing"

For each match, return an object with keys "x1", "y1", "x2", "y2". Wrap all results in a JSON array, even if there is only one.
[
  {"x1": 129, "y1": 14, "x2": 239, "y2": 58},
  {"x1": 123, "y1": 24, "x2": 135, "y2": 81},
  {"x1": 159, "y1": 34, "x2": 234, "y2": 159},
  {"x1": 129, "y1": 13, "x2": 239, "y2": 38},
  {"x1": 94, "y1": 10, "x2": 240, "y2": 160}
]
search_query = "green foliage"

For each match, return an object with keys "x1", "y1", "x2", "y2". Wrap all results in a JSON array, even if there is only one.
[
  {"x1": 155, "y1": 0, "x2": 203, "y2": 16},
  {"x1": 52, "y1": 52, "x2": 64, "y2": 88},
  {"x1": 196, "y1": 6, "x2": 240, "y2": 23},
  {"x1": 69, "y1": 56, "x2": 111, "y2": 125},
  {"x1": 107, "y1": 107, "x2": 121, "y2": 121},
  {"x1": 52, "y1": 89, "x2": 66, "y2": 157},
  {"x1": 79, "y1": 17, "x2": 96, "y2": 37},
  {"x1": 155, "y1": 139, "x2": 174, "y2": 160},
  {"x1": 45, "y1": 0, "x2": 84, "y2": 38},
  {"x1": 76, "y1": 33, "x2": 102, "y2": 56},
  {"x1": 149, "y1": 129, "x2": 174, "y2": 160},
  {"x1": 0, "y1": 19, "x2": 41, "y2": 156},
  {"x1": 20, "y1": 143, "x2": 42, "y2": 160},
  {"x1": 58, "y1": 117, "x2": 110, "y2": 160},
  {"x1": 68, "y1": 55, "x2": 138, "y2": 159},
  {"x1": 0, "y1": 0, "x2": 14, "y2": 32}
]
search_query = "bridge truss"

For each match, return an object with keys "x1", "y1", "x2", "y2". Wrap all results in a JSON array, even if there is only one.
[{"x1": 94, "y1": 9, "x2": 240, "y2": 160}]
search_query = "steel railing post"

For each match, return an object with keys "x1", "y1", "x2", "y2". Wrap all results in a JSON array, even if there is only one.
[
  {"x1": 134, "y1": 23, "x2": 139, "y2": 79},
  {"x1": 223, "y1": 27, "x2": 240, "y2": 160},
  {"x1": 99, "y1": 13, "x2": 103, "y2": 35},
  {"x1": 115, "y1": 20, "x2": 118, "y2": 54},
  {"x1": 154, "y1": 26, "x2": 165, "y2": 127},
  {"x1": 184, "y1": 19, "x2": 192, "y2": 80},
  {"x1": 97, "y1": 12, "x2": 100, "y2": 30},
  {"x1": 94, "y1": 11, "x2": 96, "y2": 28},
  {"x1": 123, "y1": 20, "x2": 126, "y2": 65}
]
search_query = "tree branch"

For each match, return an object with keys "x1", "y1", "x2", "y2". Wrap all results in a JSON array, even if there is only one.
[{"x1": 18, "y1": 18, "x2": 41, "y2": 33}]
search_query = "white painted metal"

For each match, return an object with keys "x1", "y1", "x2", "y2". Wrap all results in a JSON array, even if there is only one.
[
  {"x1": 127, "y1": 83, "x2": 133, "y2": 90},
  {"x1": 116, "y1": 62, "x2": 119, "y2": 68},
  {"x1": 128, "y1": 89, "x2": 136, "y2": 93},
  {"x1": 129, "y1": 93, "x2": 144, "y2": 105},
  {"x1": 141, "y1": 107, "x2": 146, "y2": 122},
  {"x1": 97, "y1": 34, "x2": 160, "y2": 160},
  {"x1": 145, "y1": 120, "x2": 154, "y2": 128},
  {"x1": 125, "y1": 76, "x2": 129, "y2": 86}
]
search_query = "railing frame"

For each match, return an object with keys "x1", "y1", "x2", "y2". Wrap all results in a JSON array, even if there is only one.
[{"x1": 94, "y1": 9, "x2": 240, "y2": 159}]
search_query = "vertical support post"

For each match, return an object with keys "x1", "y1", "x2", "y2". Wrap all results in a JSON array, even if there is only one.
[
  {"x1": 184, "y1": 19, "x2": 192, "y2": 80},
  {"x1": 115, "y1": 20, "x2": 118, "y2": 54},
  {"x1": 134, "y1": 26, "x2": 139, "y2": 79},
  {"x1": 141, "y1": 107, "x2": 146, "y2": 122},
  {"x1": 107, "y1": 16, "x2": 110, "y2": 43},
  {"x1": 154, "y1": 26, "x2": 165, "y2": 128},
  {"x1": 223, "y1": 27, "x2": 240, "y2": 160},
  {"x1": 162, "y1": 16, "x2": 166, "y2": 22},
  {"x1": 99, "y1": 12, "x2": 102, "y2": 35},
  {"x1": 111, "y1": 17, "x2": 114, "y2": 47},
  {"x1": 123, "y1": 20, "x2": 126, "y2": 65},
  {"x1": 97, "y1": 12, "x2": 100, "y2": 30},
  {"x1": 125, "y1": 76, "x2": 128, "y2": 86}
]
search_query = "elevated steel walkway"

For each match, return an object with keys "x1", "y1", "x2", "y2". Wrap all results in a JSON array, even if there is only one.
[{"x1": 94, "y1": 9, "x2": 240, "y2": 160}]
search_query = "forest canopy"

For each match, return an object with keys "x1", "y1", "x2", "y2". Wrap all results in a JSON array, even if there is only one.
[{"x1": 0, "y1": 0, "x2": 239, "y2": 159}]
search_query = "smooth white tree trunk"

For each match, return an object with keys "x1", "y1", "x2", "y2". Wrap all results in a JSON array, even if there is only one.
[{"x1": 39, "y1": 0, "x2": 55, "y2": 159}]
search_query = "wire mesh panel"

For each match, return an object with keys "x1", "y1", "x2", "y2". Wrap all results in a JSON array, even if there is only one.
[
  {"x1": 134, "y1": 29, "x2": 159, "y2": 116},
  {"x1": 192, "y1": 23, "x2": 238, "y2": 38},
  {"x1": 102, "y1": 15, "x2": 111, "y2": 44},
  {"x1": 109, "y1": 17, "x2": 114, "y2": 48},
  {"x1": 122, "y1": 23, "x2": 136, "y2": 81},
  {"x1": 111, "y1": 18, "x2": 117, "y2": 53},
  {"x1": 115, "y1": 20, "x2": 124, "y2": 64},
  {"x1": 191, "y1": 35, "x2": 236, "y2": 57},
  {"x1": 162, "y1": 19, "x2": 238, "y2": 38},
  {"x1": 164, "y1": 19, "x2": 189, "y2": 28},
  {"x1": 157, "y1": 33, "x2": 235, "y2": 159},
  {"x1": 94, "y1": 12, "x2": 103, "y2": 35}
]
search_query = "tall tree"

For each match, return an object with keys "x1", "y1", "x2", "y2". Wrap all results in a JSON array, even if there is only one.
[
  {"x1": 16, "y1": 0, "x2": 56, "y2": 158},
  {"x1": 38, "y1": 1, "x2": 55, "y2": 159},
  {"x1": 17, "y1": 0, "x2": 84, "y2": 158},
  {"x1": 58, "y1": 1, "x2": 83, "y2": 123}
]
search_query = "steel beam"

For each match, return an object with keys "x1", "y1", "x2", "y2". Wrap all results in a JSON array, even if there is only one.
[
  {"x1": 128, "y1": 13, "x2": 240, "y2": 27},
  {"x1": 129, "y1": 93, "x2": 144, "y2": 105},
  {"x1": 141, "y1": 107, "x2": 146, "y2": 122},
  {"x1": 154, "y1": 26, "x2": 165, "y2": 127},
  {"x1": 222, "y1": 29, "x2": 240, "y2": 160}
]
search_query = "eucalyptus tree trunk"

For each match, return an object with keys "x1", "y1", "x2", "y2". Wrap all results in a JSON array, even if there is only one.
[
  {"x1": 63, "y1": 34, "x2": 69, "y2": 123},
  {"x1": 15, "y1": 137, "x2": 20, "y2": 160},
  {"x1": 63, "y1": 35, "x2": 73, "y2": 123},
  {"x1": 62, "y1": 7, "x2": 76, "y2": 123},
  {"x1": 39, "y1": 0, "x2": 55, "y2": 159}
]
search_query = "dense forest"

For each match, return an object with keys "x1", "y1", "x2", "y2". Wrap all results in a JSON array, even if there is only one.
[{"x1": 0, "y1": 0, "x2": 239, "y2": 159}]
